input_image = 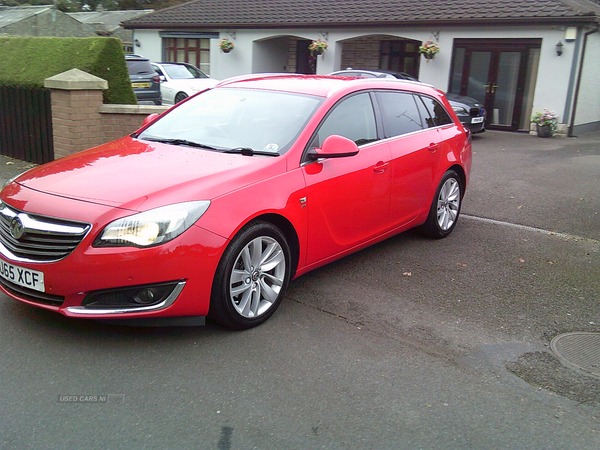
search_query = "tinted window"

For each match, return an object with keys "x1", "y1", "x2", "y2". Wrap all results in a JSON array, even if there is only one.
[
  {"x1": 376, "y1": 91, "x2": 423, "y2": 137},
  {"x1": 312, "y1": 93, "x2": 377, "y2": 147},
  {"x1": 126, "y1": 59, "x2": 154, "y2": 75},
  {"x1": 418, "y1": 95, "x2": 453, "y2": 127}
]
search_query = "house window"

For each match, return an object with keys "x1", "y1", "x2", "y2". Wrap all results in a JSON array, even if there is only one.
[
  {"x1": 379, "y1": 40, "x2": 420, "y2": 79},
  {"x1": 165, "y1": 38, "x2": 210, "y2": 74}
]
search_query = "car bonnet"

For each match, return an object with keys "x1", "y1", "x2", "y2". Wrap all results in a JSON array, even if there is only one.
[{"x1": 5, "y1": 136, "x2": 284, "y2": 212}]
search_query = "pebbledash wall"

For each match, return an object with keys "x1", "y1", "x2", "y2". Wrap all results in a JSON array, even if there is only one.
[{"x1": 44, "y1": 68, "x2": 167, "y2": 159}]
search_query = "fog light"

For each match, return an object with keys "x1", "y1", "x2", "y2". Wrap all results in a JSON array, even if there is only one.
[
  {"x1": 134, "y1": 288, "x2": 159, "y2": 304},
  {"x1": 82, "y1": 281, "x2": 183, "y2": 309}
]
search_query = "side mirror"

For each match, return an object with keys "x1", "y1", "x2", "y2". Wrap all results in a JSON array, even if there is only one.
[
  {"x1": 141, "y1": 113, "x2": 160, "y2": 128},
  {"x1": 308, "y1": 135, "x2": 359, "y2": 160}
]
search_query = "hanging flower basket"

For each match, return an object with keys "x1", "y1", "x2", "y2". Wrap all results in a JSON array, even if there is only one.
[
  {"x1": 419, "y1": 40, "x2": 440, "y2": 62},
  {"x1": 308, "y1": 39, "x2": 328, "y2": 56},
  {"x1": 219, "y1": 39, "x2": 234, "y2": 53}
]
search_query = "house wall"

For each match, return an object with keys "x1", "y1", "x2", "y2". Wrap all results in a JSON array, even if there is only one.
[
  {"x1": 1, "y1": 10, "x2": 96, "y2": 38},
  {"x1": 132, "y1": 24, "x2": 595, "y2": 132},
  {"x1": 573, "y1": 30, "x2": 600, "y2": 133},
  {"x1": 131, "y1": 29, "x2": 163, "y2": 61}
]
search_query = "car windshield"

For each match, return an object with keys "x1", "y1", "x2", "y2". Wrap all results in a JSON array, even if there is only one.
[
  {"x1": 137, "y1": 87, "x2": 323, "y2": 155},
  {"x1": 162, "y1": 64, "x2": 207, "y2": 79}
]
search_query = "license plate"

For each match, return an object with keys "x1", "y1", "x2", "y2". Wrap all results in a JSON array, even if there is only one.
[
  {"x1": 0, "y1": 260, "x2": 45, "y2": 292},
  {"x1": 471, "y1": 117, "x2": 484, "y2": 124},
  {"x1": 132, "y1": 82, "x2": 151, "y2": 88}
]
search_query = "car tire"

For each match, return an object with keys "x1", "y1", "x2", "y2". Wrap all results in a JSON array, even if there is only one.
[
  {"x1": 175, "y1": 92, "x2": 188, "y2": 103},
  {"x1": 208, "y1": 221, "x2": 291, "y2": 329},
  {"x1": 420, "y1": 170, "x2": 463, "y2": 239}
]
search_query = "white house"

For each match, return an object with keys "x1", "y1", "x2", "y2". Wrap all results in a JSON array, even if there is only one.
[{"x1": 123, "y1": 0, "x2": 600, "y2": 135}]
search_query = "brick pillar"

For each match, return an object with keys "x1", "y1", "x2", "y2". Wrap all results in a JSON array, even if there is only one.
[{"x1": 44, "y1": 69, "x2": 108, "y2": 159}]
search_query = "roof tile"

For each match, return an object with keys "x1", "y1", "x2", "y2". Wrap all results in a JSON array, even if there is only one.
[{"x1": 123, "y1": 0, "x2": 600, "y2": 28}]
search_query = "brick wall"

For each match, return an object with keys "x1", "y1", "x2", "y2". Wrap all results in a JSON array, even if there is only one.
[
  {"x1": 45, "y1": 69, "x2": 168, "y2": 160},
  {"x1": 341, "y1": 36, "x2": 385, "y2": 70},
  {"x1": 50, "y1": 89, "x2": 168, "y2": 159}
]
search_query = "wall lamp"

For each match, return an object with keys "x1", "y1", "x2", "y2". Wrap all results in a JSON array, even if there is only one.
[
  {"x1": 556, "y1": 41, "x2": 563, "y2": 56},
  {"x1": 134, "y1": 39, "x2": 141, "y2": 48}
]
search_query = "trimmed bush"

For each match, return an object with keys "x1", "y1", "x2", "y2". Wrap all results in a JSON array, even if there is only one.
[{"x1": 0, "y1": 36, "x2": 137, "y2": 104}]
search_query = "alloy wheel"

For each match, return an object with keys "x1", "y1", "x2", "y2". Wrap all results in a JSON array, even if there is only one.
[{"x1": 229, "y1": 236, "x2": 286, "y2": 318}]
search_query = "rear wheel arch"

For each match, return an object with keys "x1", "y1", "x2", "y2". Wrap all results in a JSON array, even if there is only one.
[
  {"x1": 175, "y1": 91, "x2": 189, "y2": 103},
  {"x1": 448, "y1": 164, "x2": 466, "y2": 197}
]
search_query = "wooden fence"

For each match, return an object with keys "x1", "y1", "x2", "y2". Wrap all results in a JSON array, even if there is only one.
[{"x1": 0, "y1": 85, "x2": 54, "y2": 164}]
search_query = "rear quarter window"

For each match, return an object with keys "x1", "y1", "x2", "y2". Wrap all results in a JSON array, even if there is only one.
[
  {"x1": 375, "y1": 91, "x2": 424, "y2": 138},
  {"x1": 417, "y1": 95, "x2": 453, "y2": 127}
]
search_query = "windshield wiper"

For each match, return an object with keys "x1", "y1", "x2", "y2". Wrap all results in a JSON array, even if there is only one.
[
  {"x1": 223, "y1": 147, "x2": 279, "y2": 157},
  {"x1": 143, "y1": 138, "x2": 220, "y2": 151}
]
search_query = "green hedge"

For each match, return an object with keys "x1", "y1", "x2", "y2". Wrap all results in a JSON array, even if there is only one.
[{"x1": 0, "y1": 36, "x2": 137, "y2": 105}]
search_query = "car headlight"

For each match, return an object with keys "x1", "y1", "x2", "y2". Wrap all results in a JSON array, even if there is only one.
[
  {"x1": 93, "y1": 201, "x2": 210, "y2": 248},
  {"x1": 452, "y1": 106, "x2": 468, "y2": 115}
]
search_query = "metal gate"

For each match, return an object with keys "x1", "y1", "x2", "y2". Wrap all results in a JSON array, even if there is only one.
[{"x1": 0, "y1": 85, "x2": 54, "y2": 164}]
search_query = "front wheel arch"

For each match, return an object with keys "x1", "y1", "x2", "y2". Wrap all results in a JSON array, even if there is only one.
[{"x1": 208, "y1": 220, "x2": 292, "y2": 329}]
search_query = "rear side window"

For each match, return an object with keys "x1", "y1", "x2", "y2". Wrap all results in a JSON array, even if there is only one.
[
  {"x1": 375, "y1": 91, "x2": 424, "y2": 138},
  {"x1": 417, "y1": 95, "x2": 453, "y2": 127},
  {"x1": 311, "y1": 93, "x2": 378, "y2": 147}
]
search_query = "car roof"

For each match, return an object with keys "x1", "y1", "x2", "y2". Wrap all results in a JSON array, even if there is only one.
[
  {"x1": 125, "y1": 54, "x2": 149, "y2": 61},
  {"x1": 214, "y1": 74, "x2": 440, "y2": 99}
]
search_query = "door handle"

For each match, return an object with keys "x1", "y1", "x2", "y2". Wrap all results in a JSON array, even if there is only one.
[
  {"x1": 428, "y1": 143, "x2": 439, "y2": 152},
  {"x1": 373, "y1": 161, "x2": 389, "y2": 173}
]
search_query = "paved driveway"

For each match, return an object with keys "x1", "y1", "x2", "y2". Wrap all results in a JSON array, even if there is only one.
[
  {"x1": 464, "y1": 130, "x2": 600, "y2": 241},
  {"x1": 0, "y1": 130, "x2": 599, "y2": 449}
]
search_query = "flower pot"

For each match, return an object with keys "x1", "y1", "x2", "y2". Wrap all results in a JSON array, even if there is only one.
[
  {"x1": 536, "y1": 124, "x2": 552, "y2": 138},
  {"x1": 222, "y1": 48, "x2": 232, "y2": 53}
]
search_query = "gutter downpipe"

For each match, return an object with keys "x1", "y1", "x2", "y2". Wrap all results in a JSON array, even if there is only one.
[{"x1": 568, "y1": 24, "x2": 599, "y2": 137}]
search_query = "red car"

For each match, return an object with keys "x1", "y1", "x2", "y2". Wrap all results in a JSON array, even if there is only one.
[{"x1": 0, "y1": 75, "x2": 471, "y2": 329}]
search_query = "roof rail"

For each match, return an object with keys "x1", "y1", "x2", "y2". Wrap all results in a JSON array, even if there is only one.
[{"x1": 214, "y1": 73, "x2": 318, "y2": 87}]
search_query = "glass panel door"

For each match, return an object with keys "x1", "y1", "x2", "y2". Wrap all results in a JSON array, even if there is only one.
[
  {"x1": 449, "y1": 39, "x2": 541, "y2": 131},
  {"x1": 492, "y1": 52, "x2": 521, "y2": 126},
  {"x1": 466, "y1": 51, "x2": 492, "y2": 104}
]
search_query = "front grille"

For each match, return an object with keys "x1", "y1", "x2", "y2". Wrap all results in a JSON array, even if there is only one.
[
  {"x1": 469, "y1": 107, "x2": 482, "y2": 117},
  {"x1": 0, "y1": 277, "x2": 64, "y2": 306},
  {"x1": 0, "y1": 201, "x2": 91, "y2": 263}
]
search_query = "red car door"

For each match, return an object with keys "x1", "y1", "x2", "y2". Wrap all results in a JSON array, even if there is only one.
[
  {"x1": 302, "y1": 92, "x2": 392, "y2": 265},
  {"x1": 374, "y1": 91, "x2": 448, "y2": 227}
]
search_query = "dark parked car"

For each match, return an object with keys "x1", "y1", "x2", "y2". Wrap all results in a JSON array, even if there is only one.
[
  {"x1": 330, "y1": 69, "x2": 486, "y2": 133},
  {"x1": 125, "y1": 54, "x2": 162, "y2": 105}
]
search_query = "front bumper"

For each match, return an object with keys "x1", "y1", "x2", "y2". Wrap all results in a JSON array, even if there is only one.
[{"x1": 0, "y1": 199, "x2": 227, "y2": 320}]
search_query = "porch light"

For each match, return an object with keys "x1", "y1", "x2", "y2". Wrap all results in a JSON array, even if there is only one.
[{"x1": 556, "y1": 41, "x2": 564, "y2": 56}]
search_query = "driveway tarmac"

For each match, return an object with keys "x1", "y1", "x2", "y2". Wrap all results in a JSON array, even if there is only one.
[{"x1": 0, "y1": 130, "x2": 599, "y2": 449}]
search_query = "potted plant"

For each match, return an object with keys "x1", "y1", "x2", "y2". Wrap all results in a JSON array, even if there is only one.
[
  {"x1": 532, "y1": 109, "x2": 558, "y2": 137},
  {"x1": 219, "y1": 39, "x2": 234, "y2": 53},
  {"x1": 419, "y1": 40, "x2": 440, "y2": 61},
  {"x1": 309, "y1": 39, "x2": 328, "y2": 56}
]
